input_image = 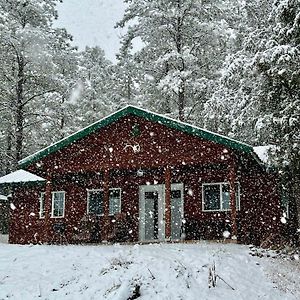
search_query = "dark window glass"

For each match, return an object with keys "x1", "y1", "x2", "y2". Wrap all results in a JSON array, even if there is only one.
[
  {"x1": 88, "y1": 190, "x2": 103, "y2": 215},
  {"x1": 109, "y1": 189, "x2": 121, "y2": 215},
  {"x1": 171, "y1": 190, "x2": 181, "y2": 199},
  {"x1": 203, "y1": 185, "x2": 220, "y2": 210},
  {"x1": 222, "y1": 184, "x2": 230, "y2": 210}
]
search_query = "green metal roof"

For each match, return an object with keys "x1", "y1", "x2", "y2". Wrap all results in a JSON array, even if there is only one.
[{"x1": 19, "y1": 105, "x2": 255, "y2": 168}]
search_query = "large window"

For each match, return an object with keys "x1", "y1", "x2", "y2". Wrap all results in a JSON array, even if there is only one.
[
  {"x1": 51, "y1": 191, "x2": 65, "y2": 218},
  {"x1": 39, "y1": 192, "x2": 45, "y2": 218},
  {"x1": 87, "y1": 188, "x2": 121, "y2": 216},
  {"x1": 202, "y1": 183, "x2": 240, "y2": 212}
]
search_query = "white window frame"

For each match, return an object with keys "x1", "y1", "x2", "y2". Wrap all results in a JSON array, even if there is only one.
[
  {"x1": 51, "y1": 191, "x2": 65, "y2": 218},
  {"x1": 108, "y1": 188, "x2": 122, "y2": 216},
  {"x1": 87, "y1": 188, "x2": 122, "y2": 216},
  {"x1": 39, "y1": 192, "x2": 45, "y2": 219},
  {"x1": 283, "y1": 202, "x2": 289, "y2": 219},
  {"x1": 202, "y1": 182, "x2": 240, "y2": 212}
]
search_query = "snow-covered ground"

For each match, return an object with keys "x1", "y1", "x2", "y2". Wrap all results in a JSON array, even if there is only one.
[
  {"x1": 0, "y1": 234, "x2": 8, "y2": 243},
  {"x1": 0, "y1": 242, "x2": 298, "y2": 300}
]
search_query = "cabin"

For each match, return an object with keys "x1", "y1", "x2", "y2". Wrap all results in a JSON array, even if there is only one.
[{"x1": 0, "y1": 106, "x2": 282, "y2": 245}]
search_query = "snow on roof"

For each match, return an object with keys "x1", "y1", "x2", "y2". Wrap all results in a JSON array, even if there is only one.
[
  {"x1": 0, "y1": 170, "x2": 45, "y2": 184},
  {"x1": 0, "y1": 195, "x2": 7, "y2": 201},
  {"x1": 253, "y1": 145, "x2": 275, "y2": 164}
]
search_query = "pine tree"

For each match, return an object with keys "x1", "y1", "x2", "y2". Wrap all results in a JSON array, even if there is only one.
[
  {"x1": 116, "y1": 0, "x2": 234, "y2": 121},
  {"x1": 0, "y1": 0, "x2": 77, "y2": 169}
]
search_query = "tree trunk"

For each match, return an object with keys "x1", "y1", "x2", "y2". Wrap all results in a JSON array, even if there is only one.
[
  {"x1": 14, "y1": 56, "x2": 25, "y2": 167},
  {"x1": 178, "y1": 87, "x2": 185, "y2": 122},
  {"x1": 126, "y1": 75, "x2": 132, "y2": 101},
  {"x1": 5, "y1": 130, "x2": 12, "y2": 173},
  {"x1": 176, "y1": 0, "x2": 185, "y2": 122}
]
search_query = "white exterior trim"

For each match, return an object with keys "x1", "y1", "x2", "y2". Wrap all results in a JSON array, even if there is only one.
[
  {"x1": 139, "y1": 183, "x2": 184, "y2": 242},
  {"x1": 39, "y1": 192, "x2": 45, "y2": 219},
  {"x1": 51, "y1": 191, "x2": 65, "y2": 218}
]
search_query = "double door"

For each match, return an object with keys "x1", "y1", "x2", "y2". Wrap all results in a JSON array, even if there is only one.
[{"x1": 139, "y1": 183, "x2": 184, "y2": 241}]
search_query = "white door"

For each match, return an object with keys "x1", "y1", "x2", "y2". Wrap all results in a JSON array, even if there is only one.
[
  {"x1": 139, "y1": 183, "x2": 184, "y2": 241},
  {"x1": 139, "y1": 185, "x2": 165, "y2": 241},
  {"x1": 170, "y1": 183, "x2": 184, "y2": 240}
]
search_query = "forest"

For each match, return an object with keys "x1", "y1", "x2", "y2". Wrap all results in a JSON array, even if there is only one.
[{"x1": 0, "y1": 0, "x2": 299, "y2": 213}]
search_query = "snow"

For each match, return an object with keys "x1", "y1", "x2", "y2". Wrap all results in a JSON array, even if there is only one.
[
  {"x1": 0, "y1": 170, "x2": 45, "y2": 184},
  {"x1": 280, "y1": 216, "x2": 287, "y2": 224},
  {"x1": 0, "y1": 243, "x2": 297, "y2": 300},
  {"x1": 0, "y1": 194, "x2": 7, "y2": 201},
  {"x1": 253, "y1": 145, "x2": 276, "y2": 164}
]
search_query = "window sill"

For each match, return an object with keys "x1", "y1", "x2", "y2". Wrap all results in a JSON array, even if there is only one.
[
  {"x1": 202, "y1": 209, "x2": 240, "y2": 213},
  {"x1": 87, "y1": 213, "x2": 121, "y2": 217}
]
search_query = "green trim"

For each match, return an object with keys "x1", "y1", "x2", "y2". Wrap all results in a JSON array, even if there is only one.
[{"x1": 19, "y1": 106, "x2": 254, "y2": 168}]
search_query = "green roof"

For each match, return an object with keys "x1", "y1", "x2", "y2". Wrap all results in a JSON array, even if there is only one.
[{"x1": 19, "y1": 105, "x2": 255, "y2": 168}]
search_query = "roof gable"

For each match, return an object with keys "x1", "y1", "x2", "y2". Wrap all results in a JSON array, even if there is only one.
[{"x1": 19, "y1": 105, "x2": 254, "y2": 168}]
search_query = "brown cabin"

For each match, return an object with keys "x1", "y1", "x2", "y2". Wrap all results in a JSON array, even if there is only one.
[{"x1": 5, "y1": 106, "x2": 282, "y2": 245}]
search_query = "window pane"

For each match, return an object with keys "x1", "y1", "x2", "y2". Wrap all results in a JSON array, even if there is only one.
[
  {"x1": 222, "y1": 184, "x2": 230, "y2": 210},
  {"x1": 203, "y1": 185, "x2": 220, "y2": 210},
  {"x1": 171, "y1": 190, "x2": 181, "y2": 200},
  {"x1": 53, "y1": 192, "x2": 65, "y2": 217},
  {"x1": 109, "y1": 189, "x2": 121, "y2": 215},
  {"x1": 88, "y1": 191, "x2": 103, "y2": 215}
]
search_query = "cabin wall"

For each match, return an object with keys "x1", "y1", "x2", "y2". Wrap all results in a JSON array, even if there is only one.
[
  {"x1": 27, "y1": 115, "x2": 235, "y2": 176},
  {"x1": 9, "y1": 166, "x2": 281, "y2": 245}
]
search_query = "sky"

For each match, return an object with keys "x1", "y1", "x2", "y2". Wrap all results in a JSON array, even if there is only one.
[{"x1": 55, "y1": 0, "x2": 126, "y2": 62}]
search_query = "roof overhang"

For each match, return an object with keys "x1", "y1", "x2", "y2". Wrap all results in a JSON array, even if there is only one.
[{"x1": 0, "y1": 170, "x2": 46, "y2": 187}]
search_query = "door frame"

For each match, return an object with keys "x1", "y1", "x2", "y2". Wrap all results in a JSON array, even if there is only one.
[
  {"x1": 139, "y1": 184, "x2": 165, "y2": 242},
  {"x1": 139, "y1": 183, "x2": 184, "y2": 242},
  {"x1": 170, "y1": 183, "x2": 184, "y2": 240}
]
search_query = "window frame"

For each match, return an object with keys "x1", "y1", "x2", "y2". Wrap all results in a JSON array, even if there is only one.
[
  {"x1": 86, "y1": 188, "x2": 122, "y2": 216},
  {"x1": 39, "y1": 192, "x2": 45, "y2": 219},
  {"x1": 202, "y1": 182, "x2": 240, "y2": 212},
  {"x1": 108, "y1": 188, "x2": 122, "y2": 216},
  {"x1": 51, "y1": 191, "x2": 66, "y2": 218}
]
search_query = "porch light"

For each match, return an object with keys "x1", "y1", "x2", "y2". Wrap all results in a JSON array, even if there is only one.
[{"x1": 137, "y1": 169, "x2": 144, "y2": 177}]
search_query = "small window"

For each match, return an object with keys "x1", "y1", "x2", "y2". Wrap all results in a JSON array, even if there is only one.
[
  {"x1": 51, "y1": 191, "x2": 65, "y2": 218},
  {"x1": 87, "y1": 190, "x2": 103, "y2": 215},
  {"x1": 39, "y1": 192, "x2": 45, "y2": 218},
  {"x1": 202, "y1": 183, "x2": 240, "y2": 212},
  {"x1": 87, "y1": 188, "x2": 122, "y2": 216},
  {"x1": 109, "y1": 188, "x2": 121, "y2": 215}
]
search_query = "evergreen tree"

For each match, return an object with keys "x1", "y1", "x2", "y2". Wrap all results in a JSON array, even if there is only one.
[
  {"x1": 0, "y1": 0, "x2": 77, "y2": 170},
  {"x1": 75, "y1": 46, "x2": 114, "y2": 128},
  {"x1": 116, "y1": 0, "x2": 234, "y2": 121}
]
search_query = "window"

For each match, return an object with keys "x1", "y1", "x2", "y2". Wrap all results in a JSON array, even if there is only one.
[
  {"x1": 87, "y1": 190, "x2": 103, "y2": 215},
  {"x1": 202, "y1": 183, "x2": 240, "y2": 212},
  {"x1": 87, "y1": 188, "x2": 122, "y2": 216},
  {"x1": 281, "y1": 189, "x2": 290, "y2": 219},
  {"x1": 51, "y1": 191, "x2": 65, "y2": 218},
  {"x1": 109, "y1": 188, "x2": 121, "y2": 215},
  {"x1": 39, "y1": 192, "x2": 45, "y2": 218}
]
